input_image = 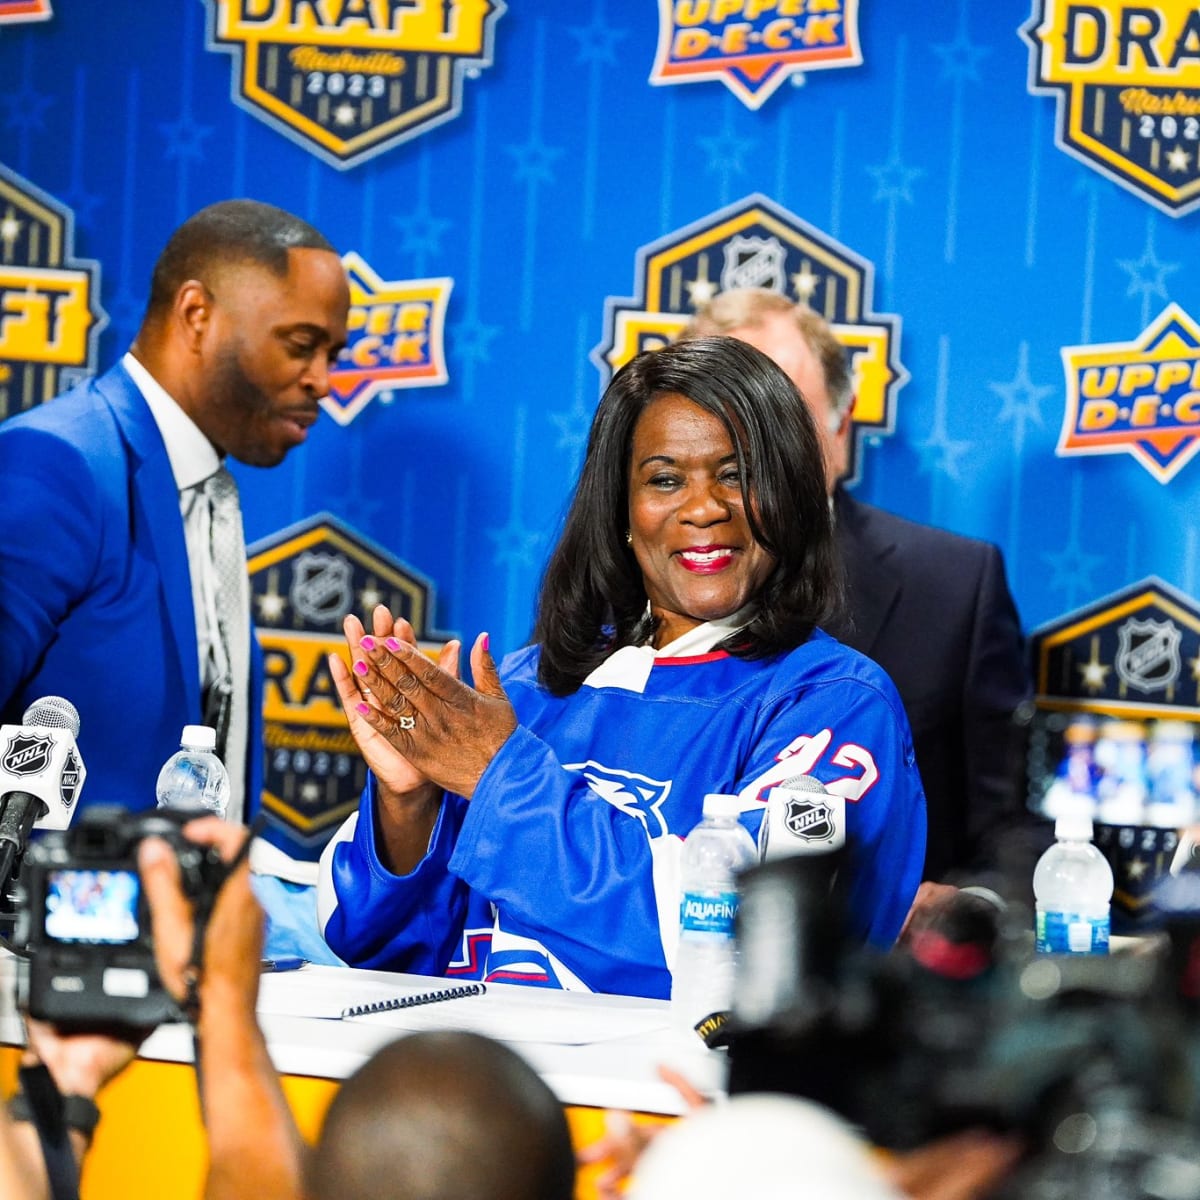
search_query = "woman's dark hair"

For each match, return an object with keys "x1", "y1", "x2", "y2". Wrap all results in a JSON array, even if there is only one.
[{"x1": 533, "y1": 335, "x2": 842, "y2": 694}]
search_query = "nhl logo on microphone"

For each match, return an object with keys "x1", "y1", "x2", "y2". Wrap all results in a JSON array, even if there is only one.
[
  {"x1": 2, "y1": 733, "x2": 54, "y2": 777},
  {"x1": 784, "y1": 796, "x2": 835, "y2": 842}
]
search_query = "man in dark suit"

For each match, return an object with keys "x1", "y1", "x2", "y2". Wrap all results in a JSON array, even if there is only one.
[
  {"x1": 685, "y1": 290, "x2": 1045, "y2": 896},
  {"x1": 0, "y1": 199, "x2": 348, "y2": 834}
]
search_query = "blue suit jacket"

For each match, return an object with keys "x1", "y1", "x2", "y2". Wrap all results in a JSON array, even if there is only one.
[
  {"x1": 831, "y1": 487, "x2": 1048, "y2": 884},
  {"x1": 0, "y1": 363, "x2": 263, "y2": 816}
]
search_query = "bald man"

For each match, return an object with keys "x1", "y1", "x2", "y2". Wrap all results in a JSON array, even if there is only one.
[
  {"x1": 307, "y1": 1032, "x2": 576, "y2": 1200},
  {"x1": 683, "y1": 291, "x2": 1046, "y2": 893}
]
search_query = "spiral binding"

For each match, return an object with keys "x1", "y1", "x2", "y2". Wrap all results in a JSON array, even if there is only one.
[{"x1": 341, "y1": 982, "x2": 487, "y2": 1019}]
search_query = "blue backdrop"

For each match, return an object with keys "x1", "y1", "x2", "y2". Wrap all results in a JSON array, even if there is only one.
[{"x1": 1, "y1": 1, "x2": 1196, "y2": 664}]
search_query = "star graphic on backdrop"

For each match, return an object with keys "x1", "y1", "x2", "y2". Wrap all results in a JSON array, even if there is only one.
[
  {"x1": 392, "y1": 205, "x2": 452, "y2": 257},
  {"x1": 505, "y1": 136, "x2": 565, "y2": 186},
  {"x1": 1041, "y1": 539, "x2": 1104, "y2": 599},
  {"x1": 1077, "y1": 637, "x2": 1111, "y2": 693},
  {"x1": 1125, "y1": 857, "x2": 1148, "y2": 882},
  {"x1": 450, "y1": 315, "x2": 502, "y2": 365},
  {"x1": 333, "y1": 102, "x2": 357, "y2": 127},
  {"x1": 0, "y1": 211, "x2": 21, "y2": 252},
  {"x1": 486, "y1": 515, "x2": 545, "y2": 570},
  {"x1": 255, "y1": 579, "x2": 288, "y2": 624},
  {"x1": 300, "y1": 781, "x2": 322, "y2": 805},
  {"x1": 1118, "y1": 241, "x2": 1181, "y2": 306},
  {"x1": 698, "y1": 128, "x2": 754, "y2": 176},
  {"x1": 547, "y1": 399, "x2": 593, "y2": 457},
  {"x1": 569, "y1": 13, "x2": 628, "y2": 66},
  {"x1": 791, "y1": 264, "x2": 821, "y2": 303},
  {"x1": 1166, "y1": 145, "x2": 1191, "y2": 173},
  {"x1": 0, "y1": 81, "x2": 54, "y2": 137},
  {"x1": 60, "y1": 185, "x2": 103, "y2": 231},
  {"x1": 916, "y1": 428, "x2": 972, "y2": 480},
  {"x1": 685, "y1": 273, "x2": 718, "y2": 307},
  {"x1": 990, "y1": 352, "x2": 1052, "y2": 428},
  {"x1": 930, "y1": 28, "x2": 991, "y2": 85},
  {"x1": 159, "y1": 112, "x2": 214, "y2": 163},
  {"x1": 358, "y1": 581, "x2": 386, "y2": 613},
  {"x1": 866, "y1": 153, "x2": 923, "y2": 204}
]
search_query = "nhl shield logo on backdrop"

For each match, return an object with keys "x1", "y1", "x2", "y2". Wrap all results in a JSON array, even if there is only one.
[
  {"x1": 1023, "y1": 1, "x2": 1200, "y2": 216},
  {"x1": 1058, "y1": 303, "x2": 1200, "y2": 483},
  {"x1": 650, "y1": 0, "x2": 862, "y2": 110},
  {"x1": 204, "y1": 0, "x2": 506, "y2": 169},
  {"x1": 0, "y1": 164, "x2": 106, "y2": 423},
  {"x1": 1031, "y1": 576, "x2": 1200, "y2": 715},
  {"x1": 247, "y1": 513, "x2": 454, "y2": 860},
  {"x1": 593, "y1": 192, "x2": 907, "y2": 485},
  {"x1": 324, "y1": 252, "x2": 452, "y2": 425}
]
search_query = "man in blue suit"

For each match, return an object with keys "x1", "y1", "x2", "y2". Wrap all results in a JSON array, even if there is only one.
[
  {"x1": 685, "y1": 291, "x2": 1049, "y2": 904},
  {"x1": 0, "y1": 199, "x2": 349, "y2": 840}
]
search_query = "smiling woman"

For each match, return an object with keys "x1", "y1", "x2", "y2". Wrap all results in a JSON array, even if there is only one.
[{"x1": 318, "y1": 337, "x2": 927, "y2": 1000}]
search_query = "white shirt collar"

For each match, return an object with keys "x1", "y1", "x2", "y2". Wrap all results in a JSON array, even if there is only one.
[
  {"x1": 581, "y1": 606, "x2": 755, "y2": 693},
  {"x1": 123, "y1": 352, "x2": 220, "y2": 491}
]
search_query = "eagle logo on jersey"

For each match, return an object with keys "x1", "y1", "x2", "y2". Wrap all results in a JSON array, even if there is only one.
[{"x1": 567, "y1": 761, "x2": 672, "y2": 838}]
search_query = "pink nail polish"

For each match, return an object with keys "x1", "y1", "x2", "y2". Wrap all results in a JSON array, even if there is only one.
[
  {"x1": 385, "y1": 637, "x2": 401, "y2": 651},
  {"x1": 353, "y1": 660, "x2": 368, "y2": 677},
  {"x1": 482, "y1": 633, "x2": 490, "y2": 654},
  {"x1": 359, "y1": 635, "x2": 376, "y2": 651},
  {"x1": 355, "y1": 702, "x2": 371, "y2": 716}
]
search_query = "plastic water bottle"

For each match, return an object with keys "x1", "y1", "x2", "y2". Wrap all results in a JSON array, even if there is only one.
[
  {"x1": 671, "y1": 793, "x2": 757, "y2": 1038},
  {"x1": 1033, "y1": 808, "x2": 1113, "y2": 955},
  {"x1": 155, "y1": 724, "x2": 230, "y2": 818}
]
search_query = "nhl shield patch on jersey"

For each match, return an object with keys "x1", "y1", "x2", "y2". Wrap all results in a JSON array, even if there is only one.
[{"x1": 761, "y1": 780, "x2": 845, "y2": 859}]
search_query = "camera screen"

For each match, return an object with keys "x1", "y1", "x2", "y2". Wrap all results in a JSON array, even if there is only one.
[{"x1": 44, "y1": 868, "x2": 140, "y2": 944}]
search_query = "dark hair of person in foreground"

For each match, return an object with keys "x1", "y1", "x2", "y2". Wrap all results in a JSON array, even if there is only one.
[
  {"x1": 532, "y1": 335, "x2": 841, "y2": 695},
  {"x1": 306, "y1": 1031, "x2": 576, "y2": 1200}
]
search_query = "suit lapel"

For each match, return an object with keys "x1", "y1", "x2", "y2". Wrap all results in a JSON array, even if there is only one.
[
  {"x1": 101, "y1": 365, "x2": 202, "y2": 718},
  {"x1": 835, "y1": 489, "x2": 901, "y2": 654}
]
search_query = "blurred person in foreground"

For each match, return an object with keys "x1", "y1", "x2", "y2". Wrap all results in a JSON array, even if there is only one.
[
  {"x1": 682, "y1": 291, "x2": 1045, "y2": 913},
  {"x1": 318, "y1": 336, "x2": 927, "y2": 995}
]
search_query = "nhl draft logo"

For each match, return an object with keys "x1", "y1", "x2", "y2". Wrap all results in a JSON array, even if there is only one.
[
  {"x1": 204, "y1": 0, "x2": 506, "y2": 169},
  {"x1": 1058, "y1": 303, "x2": 1200, "y2": 483},
  {"x1": 325, "y1": 252, "x2": 452, "y2": 425},
  {"x1": 248, "y1": 513, "x2": 454, "y2": 859},
  {"x1": 594, "y1": 192, "x2": 907, "y2": 485},
  {"x1": 1031, "y1": 576, "x2": 1200, "y2": 715},
  {"x1": 0, "y1": 0, "x2": 52, "y2": 23},
  {"x1": 1, "y1": 733, "x2": 52, "y2": 777},
  {"x1": 0, "y1": 164, "x2": 106, "y2": 423},
  {"x1": 650, "y1": 0, "x2": 862, "y2": 110},
  {"x1": 1023, "y1": 1, "x2": 1200, "y2": 216}
]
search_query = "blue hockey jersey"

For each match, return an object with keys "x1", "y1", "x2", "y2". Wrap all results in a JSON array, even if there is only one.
[{"x1": 318, "y1": 629, "x2": 926, "y2": 999}]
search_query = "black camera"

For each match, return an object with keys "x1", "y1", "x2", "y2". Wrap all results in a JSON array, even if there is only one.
[{"x1": 11, "y1": 805, "x2": 229, "y2": 1030}]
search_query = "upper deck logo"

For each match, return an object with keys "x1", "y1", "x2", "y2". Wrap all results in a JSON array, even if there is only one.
[
  {"x1": 593, "y1": 192, "x2": 907, "y2": 485},
  {"x1": 204, "y1": 0, "x2": 506, "y2": 169},
  {"x1": 325, "y1": 252, "x2": 452, "y2": 425},
  {"x1": 1058, "y1": 303, "x2": 1200, "y2": 483},
  {"x1": 1023, "y1": 1, "x2": 1200, "y2": 216},
  {"x1": 0, "y1": 0, "x2": 52, "y2": 23},
  {"x1": 650, "y1": 0, "x2": 862, "y2": 110},
  {"x1": 0, "y1": 165, "x2": 106, "y2": 423}
]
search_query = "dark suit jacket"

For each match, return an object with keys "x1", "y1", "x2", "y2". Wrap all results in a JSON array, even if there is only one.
[
  {"x1": 831, "y1": 487, "x2": 1045, "y2": 883},
  {"x1": 0, "y1": 362, "x2": 262, "y2": 817}
]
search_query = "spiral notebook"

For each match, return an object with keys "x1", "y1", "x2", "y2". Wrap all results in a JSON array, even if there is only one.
[{"x1": 339, "y1": 982, "x2": 486, "y2": 1020}]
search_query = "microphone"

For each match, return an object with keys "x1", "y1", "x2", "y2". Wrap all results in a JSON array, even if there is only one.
[
  {"x1": 760, "y1": 775, "x2": 845, "y2": 860},
  {"x1": 0, "y1": 697, "x2": 87, "y2": 897}
]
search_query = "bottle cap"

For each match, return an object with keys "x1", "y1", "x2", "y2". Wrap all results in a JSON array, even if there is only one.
[
  {"x1": 702, "y1": 793, "x2": 742, "y2": 819},
  {"x1": 180, "y1": 724, "x2": 217, "y2": 751},
  {"x1": 1055, "y1": 810, "x2": 1094, "y2": 841}
]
